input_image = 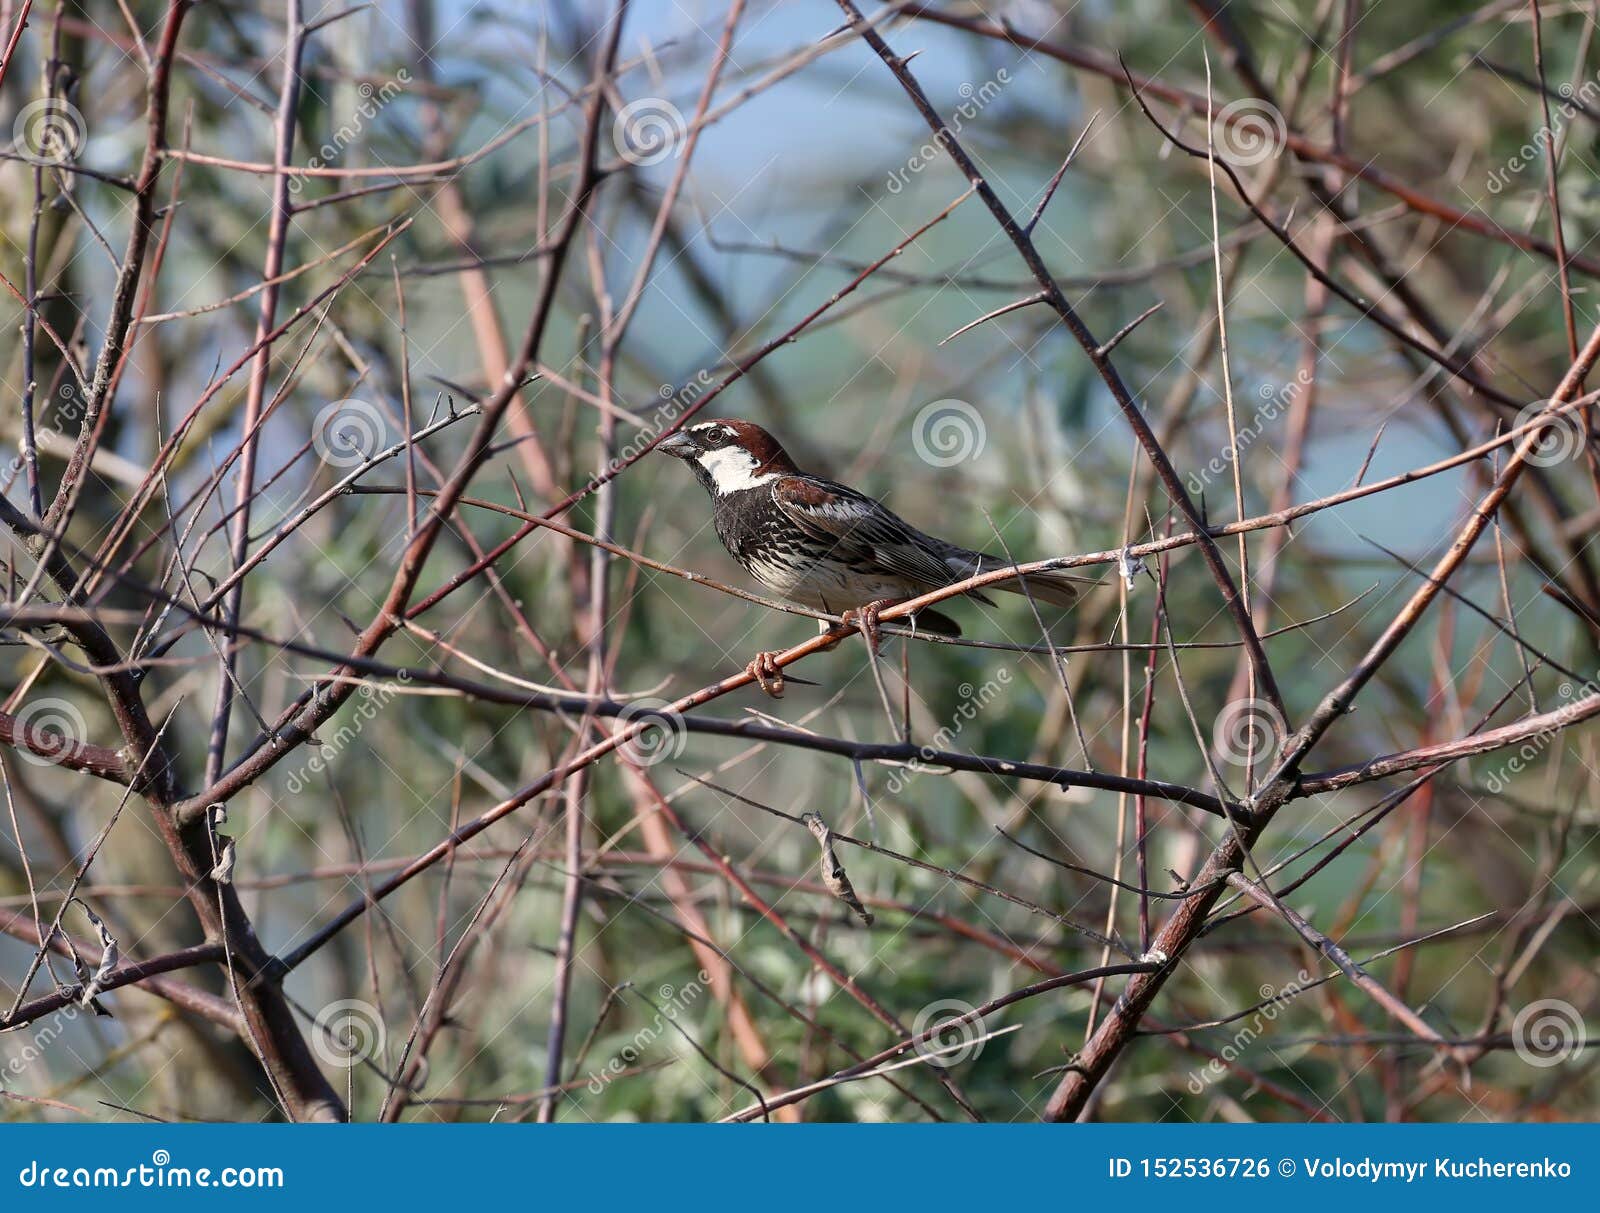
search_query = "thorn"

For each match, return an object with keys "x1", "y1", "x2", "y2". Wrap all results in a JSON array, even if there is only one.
[
  {"x1": 939, "y1": 291, "x2": 1048, "y2": 345},
  {"x1": 1352, "y1": 421, "x2": 1387, "y2": 488},
  {"x1": 1025, "y1": 111, "x2": 1101, "y2": 235},
  {"x1": 1094, "y1": 300, "x2": 1164, "y2": 359}
]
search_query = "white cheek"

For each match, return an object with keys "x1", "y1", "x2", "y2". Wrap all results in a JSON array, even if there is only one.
[{"x1": 698, "y1": 447, "x2": 779, "y2": 493}]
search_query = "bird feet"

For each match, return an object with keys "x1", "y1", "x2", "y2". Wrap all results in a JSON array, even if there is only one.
[
  {"x1": 755, "y1": 600, "x2": 902, "y2": 697},
  {"x1": 746, "y1": 650, "x2": 785, "y2": 698},
  {"x1": 837, "y1": 599, "x2": 899, "y2": 657}
]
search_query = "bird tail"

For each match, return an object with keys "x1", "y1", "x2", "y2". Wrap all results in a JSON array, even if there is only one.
[
  {"x1": 907, "y1": 605, "x2": 962, "y2": 636},
  {"x1": 993, "y1": 568, "x2": 1082, "y2": 608},
  {"x1": 944, "y1": 549, "x2": 1088, "y2": 608}
]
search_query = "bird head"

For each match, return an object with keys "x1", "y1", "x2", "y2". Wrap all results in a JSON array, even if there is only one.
[{"x1": 656, "y1": 419, "x2": 798, "y2": 495}]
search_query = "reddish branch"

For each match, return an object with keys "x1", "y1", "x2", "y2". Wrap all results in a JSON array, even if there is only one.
[
  {"x1": 0, "y1": 710, "x2": 130, "y2": 784},
  {"x1": 0, "y1": 910, "x2": 234, "y2": 1033}
]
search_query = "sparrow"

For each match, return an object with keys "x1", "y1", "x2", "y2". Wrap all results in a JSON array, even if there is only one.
[{"x1": 657, "y1": 419, "x2": 1083, "y2": 695}]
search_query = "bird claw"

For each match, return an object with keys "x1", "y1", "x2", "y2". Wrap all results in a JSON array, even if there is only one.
[
  {"x1": 746, "y1": 650, "x2": 785, "y2": 698},
  {"x1": 759, "y1": 600, "x2": 899, "y2": 696},
  {"x1": 839, "y1": 599, "x2": 896, "y2": 657}
]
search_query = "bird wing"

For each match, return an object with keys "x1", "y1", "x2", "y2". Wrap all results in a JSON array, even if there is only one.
[{"x1": 771, "y1": 476, "x2": 962, "y2": 592}]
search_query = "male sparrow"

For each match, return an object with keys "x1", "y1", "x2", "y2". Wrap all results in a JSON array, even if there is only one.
[{"x1": 658, "y1": 419, "x2": 1081, "y2": 695}]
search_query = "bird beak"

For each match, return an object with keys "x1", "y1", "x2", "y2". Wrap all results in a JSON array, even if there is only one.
[{"x1": 656, "y1": 431, "x2": 695, "y2": 458}]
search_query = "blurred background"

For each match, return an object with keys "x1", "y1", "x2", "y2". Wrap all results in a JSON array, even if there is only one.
[{"x1": 1, "y1": 0, "x2": 1596, "y2": 1121}]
